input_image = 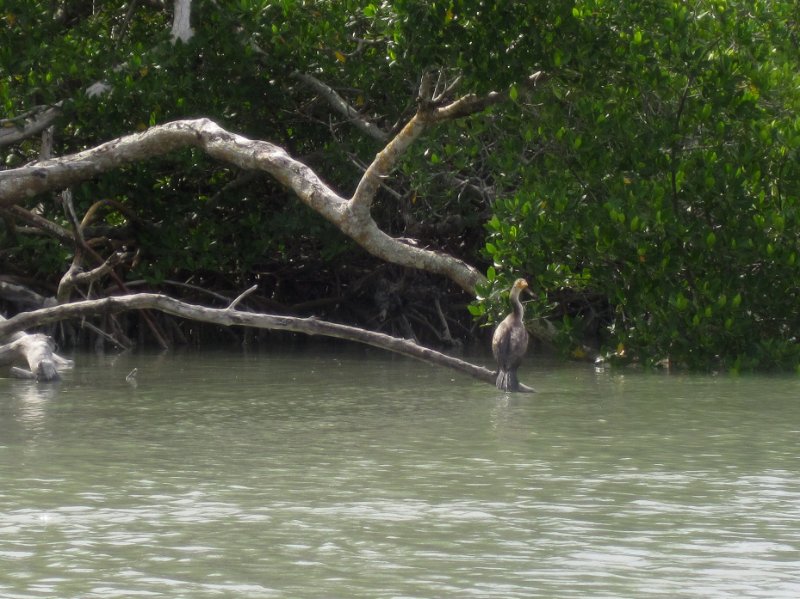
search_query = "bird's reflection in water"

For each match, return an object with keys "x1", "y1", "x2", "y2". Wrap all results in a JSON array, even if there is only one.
[{"x1": 489, "y1": 391, "x2": 523, "y2": 436}]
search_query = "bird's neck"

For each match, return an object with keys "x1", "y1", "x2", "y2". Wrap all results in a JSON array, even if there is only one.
[{"x1": 510, "y1": 290, "x2": 524, "y2": 320}]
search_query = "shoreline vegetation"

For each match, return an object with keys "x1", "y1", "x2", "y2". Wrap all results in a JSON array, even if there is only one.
[{"x1": 2, "y1": 1, "x2": 799, "y2": 375}]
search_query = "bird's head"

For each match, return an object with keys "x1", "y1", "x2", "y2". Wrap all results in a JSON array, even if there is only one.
[{"x1": 509, "y1": 278, "x2": 531, "y2": 300}]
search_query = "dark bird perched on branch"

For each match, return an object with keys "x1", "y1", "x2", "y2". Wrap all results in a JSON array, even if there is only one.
[{"x1": 492, "y1": 278, "x2": 530, "y2": 391}]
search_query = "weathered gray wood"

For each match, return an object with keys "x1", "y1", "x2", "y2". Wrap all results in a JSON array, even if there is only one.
[
  {"x1": 0, "y1": 281, "x2": 55, "y2": 310},
  {"x1": 0, "y1": 333, "x2": 63, "y2": 381},
  {"x1": 0, "y1": 294, "x2": 535, "y2": 392},
  {"x1": 9, "y1": 366, "x2": 36, "y2": 380},
  {"x1": 0, "y1": 313, "x2": 73, "y2": 382}
]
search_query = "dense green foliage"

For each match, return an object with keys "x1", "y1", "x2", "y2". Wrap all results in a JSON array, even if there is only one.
[
  {"x1": 475, "y1": 0, "x2": 800, "y2": 370},
  {"x1": 2, "y1": 1, "x2": 799, "y2": 367},
  {"x1": 1, "y1": 0, "x2": 421, "y2": 329}
]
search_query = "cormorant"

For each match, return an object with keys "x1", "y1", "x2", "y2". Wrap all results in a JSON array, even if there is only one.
[{"x1": 492, "y1": 278, "x2": 529, "y2": 391}]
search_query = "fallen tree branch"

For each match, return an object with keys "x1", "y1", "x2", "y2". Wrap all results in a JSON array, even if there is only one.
[
  {"x1": 0, "y1": 314, "x2": 73, "y2": 381},
  {"x1": 0, "y1": 334, "x2": 61, "y2": 381},
  {"x1": 0, "y1": 293, "x2": 536, "y2": 392}
]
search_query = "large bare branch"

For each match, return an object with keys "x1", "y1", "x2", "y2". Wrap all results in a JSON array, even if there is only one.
[
  {"x1": 350, "y1": 113, "x2": 428, "y2": 211},
  {"x1": 0, "y1": 118, "x2": 482, "y2": 292},
  {"x1": 0, "y1": 293, "x2": 535, "y2": 392},
  {"x1": 348, "y1": 72, "x2": 536, "y2": 213}
]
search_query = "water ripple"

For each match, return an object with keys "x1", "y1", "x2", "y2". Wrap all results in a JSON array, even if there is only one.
[{"x1": 1, "y1": 352, "x2": 799, "y2": 598}]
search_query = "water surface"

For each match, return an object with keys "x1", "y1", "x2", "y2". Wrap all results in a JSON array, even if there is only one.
[{"x1": 1, "y1": 348, "x2": 799, "y2": 598}]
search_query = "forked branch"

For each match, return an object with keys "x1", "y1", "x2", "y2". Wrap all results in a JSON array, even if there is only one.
[
  {"x1": 0, "y1": 117, "x2": 481, "y2": 292},
  {"x1": 0, "y1": 72, "x2": 546, "y2": 295}
]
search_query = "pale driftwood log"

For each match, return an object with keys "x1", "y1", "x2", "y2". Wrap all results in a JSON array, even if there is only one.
[
  {"x1": 0, "y1": 294, "x2": 535, "y2": 392},
  {"x1": 0, "y1": 117, "x2": 482, "y2": 293},
  {"x1": 0, "y1": 315, "x2": 74, "y2": 382},
  {"x1": 0, "y1": 334, "x2": 60, "y2": 381}
]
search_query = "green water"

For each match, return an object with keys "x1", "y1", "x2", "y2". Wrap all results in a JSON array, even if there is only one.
[{"x1": 1, "y1": 348, "x2": 799, "y2": 598}]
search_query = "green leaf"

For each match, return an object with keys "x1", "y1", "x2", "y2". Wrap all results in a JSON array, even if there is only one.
[
  {"x1": 467, "y1": 304, "x2": 485, "y2": 316},
  {"x1": 675, "y1": 292, "x2": 688, "y2": 311}
]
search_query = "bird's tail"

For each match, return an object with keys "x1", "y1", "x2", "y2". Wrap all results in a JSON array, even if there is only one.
[{"x1": 495, "y1": 369, "x2": 518, "y2": 392}]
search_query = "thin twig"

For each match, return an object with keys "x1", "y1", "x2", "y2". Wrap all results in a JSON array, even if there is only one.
[{"x1": 227, "y1": 284, "x2": 258, "y2": 311}]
